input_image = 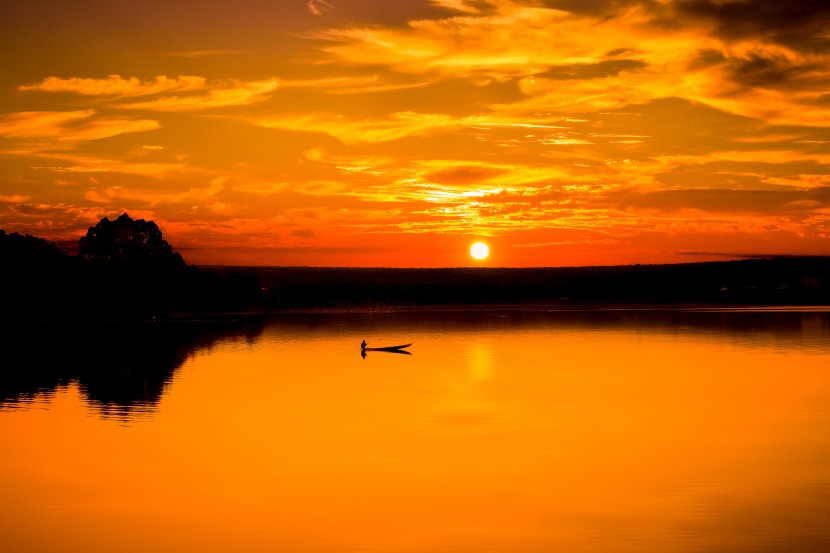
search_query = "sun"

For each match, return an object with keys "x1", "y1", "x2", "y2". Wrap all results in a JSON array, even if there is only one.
[{"x1": 470, "y1": 241, "x2": 490, "y2": 260}]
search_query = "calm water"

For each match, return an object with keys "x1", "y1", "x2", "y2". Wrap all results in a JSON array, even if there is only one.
[{"x1": 2, "y1": 309, "x2": 830, "y2": 553}]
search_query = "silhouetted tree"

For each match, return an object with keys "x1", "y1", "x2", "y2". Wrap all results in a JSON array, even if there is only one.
[
  {"x1": 0, "y1": 229, "x2": 66, "y2": 265},
  {"x1": 79, "y1": 213, "x2": 185, "y2": 269}
]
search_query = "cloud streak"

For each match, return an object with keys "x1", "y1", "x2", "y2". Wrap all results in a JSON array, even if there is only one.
[
  {"x1": 21, "y1": 75, "x2": 207, "y2": 97},
  {"x1": 118, "y1": 79, "x2": 278, "y2": 111},
  {"x1": 0, "y1": 110, "x2": 160, "y2": 143}
]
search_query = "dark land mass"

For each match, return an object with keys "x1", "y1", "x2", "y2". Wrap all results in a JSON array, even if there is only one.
[
  {"x1": 1, "y1": 214, "x2": 264, "y2": 321},
  {"x1": 224, "y1": 257, "x2": 830, "y2": 310},
  {"x1": 2, "y1": 215, "x2": 829, "y2": 320}
]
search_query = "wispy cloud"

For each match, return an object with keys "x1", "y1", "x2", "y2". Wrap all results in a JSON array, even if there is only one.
[
  {"x1": 160, "y1": 50, "x2": 246, "y2": 58},
  {"x1": 429, "y1": 0, "x2": 483, "y2": 14},
  {"x1": 0, "y1": 110, "x2": 95, "y2": 137},
  {"x1": 35, "y1": 153, "x2": 187, "y2": 178},
  {"x1": 0, "y1": 194, "x2": 31, "y2": 204},
  {"x1": 20, "y1": 75, "x2": 206, "y2": 97},
  {"x1": 86, "y1": 180, "x2": 225, "y2": 207},
  {"x1": 254, "y1": 111, "x2": 582, "y2": 144},
  {"x1": 118, "y1": 79, "x2": 278, "y2": 111},
  {"x1": 307, "y1": 0, "x2": 334, "y2": 16},
  {"x1": 254, "y1": 111, "x2": 458, "y2": 144},
  {"x1": 19, "y1": 75, "x2": 279, "y2": 113},
  {"x1": 0, "y1": 110, "x2": 160, "y2": 143}
]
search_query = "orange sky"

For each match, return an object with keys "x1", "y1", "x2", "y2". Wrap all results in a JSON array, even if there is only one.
[{"x1": 1, "y1": 0, "x2": 828, "y2": 267}]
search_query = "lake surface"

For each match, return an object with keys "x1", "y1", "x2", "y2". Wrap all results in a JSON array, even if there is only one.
[{"x1": 2, "y1": 309, "x2": 830, "y2": 553}]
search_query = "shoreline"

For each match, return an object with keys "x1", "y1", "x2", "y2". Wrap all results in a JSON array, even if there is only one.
[{"x1": 4, "y1": 303, "x2": 829, "y2": 325}]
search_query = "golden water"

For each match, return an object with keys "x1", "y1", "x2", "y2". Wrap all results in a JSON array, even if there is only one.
[{"x1": 2, "y1": 310, "x2": 829, "y2": 552}]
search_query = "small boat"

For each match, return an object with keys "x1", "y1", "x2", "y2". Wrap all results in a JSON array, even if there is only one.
[{"x1": 362, "y1": 343, "x2": 412, "y2": 352}]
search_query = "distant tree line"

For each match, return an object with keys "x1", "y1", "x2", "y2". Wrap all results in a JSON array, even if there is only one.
[
  {"x1": 252, "y1": 258, "x2": 830, "y2": 309},
  {"x1": 1, "y1": 213, "x2": 263, "y2": 320},
  {"x1": 5, "y1": 213, "x2": 828, "y2": 318}
]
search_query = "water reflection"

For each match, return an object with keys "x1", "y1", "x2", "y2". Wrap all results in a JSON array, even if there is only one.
[
  {"x1": 0, "y1": 317, "x2": 264, "y2": 421},
  {"x1": 361, "y1": 348, "x2": 412, "y2": 358},
  {"x1": 2, "y1": 308, "x2": 830, "y2": 553},
  {"x1": 276, "y1": 307, "x2": 830, "y2": 353}
]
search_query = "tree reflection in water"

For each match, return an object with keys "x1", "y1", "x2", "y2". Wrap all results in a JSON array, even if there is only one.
[{"x1": 0, "y1": 317, "x2": 264, "y2": 421}]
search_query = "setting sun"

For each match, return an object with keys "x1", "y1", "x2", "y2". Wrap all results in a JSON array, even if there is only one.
[{"x1": 470, "y1": 242, "x2": 490, "y2": 260}]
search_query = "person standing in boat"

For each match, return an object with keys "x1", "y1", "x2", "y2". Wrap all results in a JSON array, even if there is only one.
[{"x1": 361, "y1": 339, "x2": 367, "y2": 349}]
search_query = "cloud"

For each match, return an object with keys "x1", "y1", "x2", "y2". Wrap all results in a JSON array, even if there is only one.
[
  {"x1": 20, "y1": 75, "x2": 206, "y2": 97},
  {"x1": 19, "y1": 75, "x2": 279, "y2": 112},
  {"x1": 161, "y1": 50, "x2": 246, "y2": 58},
  {"x1": 37, "y1": 153, "x2": 187, "y2": 178},
  {"x1": 613, "y1": 187, "x2": 830, "y2": 216},
  {"x1": 0, "y1": 194, "x2": 31, "y2": 204},
  {"x1": 316, "y1": 3, "x2": 604, "y2": 79},
  {"x1": 0, "y1": 110, "x2": 160, "y2": 143},
  {"x1": 424, "y1": 165, "x2": 507, "y2": 184},
  {"x1": 307, "y1": 0, "x2": 334, "y2": 16},
  {"x1": 255, "y1": 110, "x2": 582, "y2": 145},
  {"x1": 0, "y1": 203, "x2": 112, "y2": 242},
  {"x1": 311, "y1": 0, "x2": 829, "y2": 128},
  {"x1": 254, "y1": 111, "x2": 459, "y2": 144},
  {"x1": 0, "y1": 110, "x2": 95, "y2": 137},
  {"x1": 671, "y1": 0, "x2": 830, "y2": 53},
  {"x1": 275, "y1": 74, "x2": 432, "y2": 95},
  {"x1": 86, "y1": 180, "x2": 225, "y2": 207},
  {"x1": 429, "y1": 0, "x2": 484, "y2": 14},
  {"x1": 537, "y1": 59, "x2": 648, "y2": 80},
  {"x1": 118, "y1": 79, "x2": 278, "y2": 111}
]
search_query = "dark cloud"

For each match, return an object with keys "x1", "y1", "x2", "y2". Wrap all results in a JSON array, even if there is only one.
[
  {"x1": 689, "y1": 48, "x2": 828, "y2": 92},
  {"x1": 425, "y1": 166, "x2": 506, "y2": 185},
  {"x1": 673, "y1": 0, "x2": 830, "y2": 53},
  {"x1": 657, "y1": 158, "x2": 829, "y2": 191},
  {"x1": 533, "y1": 0, "x2": 663, "y2": 18},
  {"x1": 596, "y1": 97, "x2": 761, "y2": 155},
  {"x1": 536, "y1": 59, "x2": 647, "y2": 80},
  {"x1": 290, "y1": 228, "x2": 316, "y2": 239},
  {"x1": 727, "y1": 52, "x2": 824, "y2": 89},
  {"x1": 688, "y1": 48, "x2": 728, "y2": 70},
  {"x1": 810, "y1": 93, "x2": 830, "y2": 105},
  {"x1": 615, "y1": 186, "x2": 830, "y2": 215}
]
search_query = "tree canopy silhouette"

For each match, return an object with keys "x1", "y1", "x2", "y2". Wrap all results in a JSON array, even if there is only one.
[
  {"x1": 0, "y1": 229, "x2": 66, "y2": 266},
  {"x1": 79, "y1": 213, "x2": 185, "y2": 269},
  {"x1": 0, "y1": 214, "x2": 263, "y2": 320}
]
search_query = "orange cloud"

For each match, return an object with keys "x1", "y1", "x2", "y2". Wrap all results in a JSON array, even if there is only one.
[
  {"x1": 0, "y1": 110, "x2": 96, "y2": 137},
  {"x1": 315, "y1": 0, "x2": 829, "y2": 128},
  {"x1": 118, "y1": 79, "x2": 278, "y2": 111},
  {"x1": 89, "y1": 180, "x2": 225, "y2": 207},
  {"x1": 307, "y1": 0, "x2": 334, "y2": 16},
  {"x1": 20, "y1": 75, "x2": 206, "y2": 97},
  {"x1": 39, "y1": 154, "x2": 187, "y2": 178},
  {"x1": 429, "y1": 0, "x2": 482, "y2": 14},
  {"x1": 0, "y1": 194, "x2": 31, "y2": 203},
  {"x1": 254, "y1": 111, "x2": 458, "y2": 144},
  {"x1": 0, "y1": 110, "x2": 160, "y2": 146}
]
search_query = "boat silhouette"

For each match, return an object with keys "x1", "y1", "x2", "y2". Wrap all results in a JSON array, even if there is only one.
[{"x1": 361, "y1": 342, "x2": 412, "y2": 352}]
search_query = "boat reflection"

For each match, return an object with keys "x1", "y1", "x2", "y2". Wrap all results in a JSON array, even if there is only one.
[
  {"x1": 361, "y1": 348, "x2": 412, "y2": 358},
  {"x1": 360, "y1": 341, "x2": 413, "y2": 358}
]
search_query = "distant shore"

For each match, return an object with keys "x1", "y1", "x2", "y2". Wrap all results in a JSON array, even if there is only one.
[
  {"x1": 210, "y1": 257, "x2": 830, "y2": 311},
  {"x1": 4, "y1": 219, "x2": 828, "y2": 321}
]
